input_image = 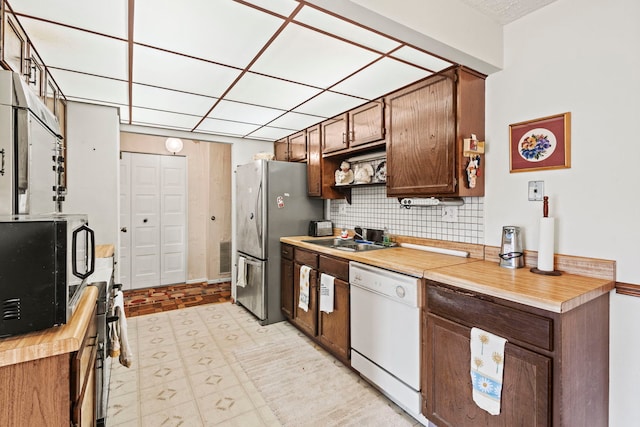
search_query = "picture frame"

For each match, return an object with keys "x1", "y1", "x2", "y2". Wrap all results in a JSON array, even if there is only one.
[{"x1": 509, "y1": 112, "x2": 571, "y2": 173}]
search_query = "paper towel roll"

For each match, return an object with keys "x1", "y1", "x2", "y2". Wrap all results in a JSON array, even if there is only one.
[{"x1": 538, "y1": 217, "x2": 555, "y2": 271}]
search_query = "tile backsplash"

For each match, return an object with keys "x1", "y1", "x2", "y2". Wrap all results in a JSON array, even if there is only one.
[{"x1": 328, "y1": 185, "x2": 484, "y2": 244}]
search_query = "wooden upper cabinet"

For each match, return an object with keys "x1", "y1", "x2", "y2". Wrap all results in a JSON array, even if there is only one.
[
  {"x1": 2, "y1": 12, "x2": 28, "y2": 75},
  {"x1": 288, "y1": 130, "x2": 307, "y2": 162},
  {"x1": 386, "y1": 74, "x2": 456, "y2": 196},
  {"x1": 386, "y1": 66, "x2": 485, "y2": 198},
  {"x1": 25, "y1": 47, "x2": 45, "y2": 98},
  {"x1": 348, "y1": 99, "x2": 385, "y2": 147},
  {"x1": 306, "y1": 124, "x2": 322, "y2": 197},
  {"x1": 321, "y1": 114, "x2": 348, "y2": 154},
  {"x1": 274, "y1": 138, "x2": 289, "y2": 161}
]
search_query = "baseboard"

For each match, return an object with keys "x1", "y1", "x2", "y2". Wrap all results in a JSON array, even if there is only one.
[{"x1": 186, "y1": 277, "x2": 231, "y2": 285}]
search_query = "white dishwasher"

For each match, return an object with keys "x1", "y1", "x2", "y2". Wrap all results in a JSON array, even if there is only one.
[{"x1": 349, "y1": 261, "x2": 428, "y2": 425}]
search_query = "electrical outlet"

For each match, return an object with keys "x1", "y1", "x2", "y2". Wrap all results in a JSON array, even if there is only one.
[
  {"x1": 442, "y1": 206, "x2": 458, "y2": 222},
  {"x1": 339, "y1": 204, "x2": 347, "y2": 215},
  {"x1": 528, "y1": 181, "x2": 544, "y2": 201}
]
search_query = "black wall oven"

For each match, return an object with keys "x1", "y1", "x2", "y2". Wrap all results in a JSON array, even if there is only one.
[{"x1": 0, "y1": 214, "x2": 95, "y2": 337}]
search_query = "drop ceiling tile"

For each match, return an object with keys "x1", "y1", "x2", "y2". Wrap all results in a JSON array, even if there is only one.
[
  {"x1": 391, "y1": 46, "x2": 454, "y2": 72},
  {"x1": 132, "y1": 84, "x2": 216, "y2": 116},
  {"x1": 134, "y1": 0, "x2": 285, "y2": 68},
  {"x1": 133, "y1": 45, "x2": 241, "y2": 97},
  {"x1": 48, "y1": 69, "x2": 128, "y2": 105},
  {"x1": 130, "y1": 107, "x2": 201, "y2": 131},
  {"x1": 295, "y1": 6, "x2": 401, "y2": 53},
  {"x1": 332, "y1": 57, "x2": 431, "y2": 99},
  {"x1": 18, "y1": 18, "x2": 127, "y2": 79},
  {"x1": 250, "y1": 22, "x2": 381, "y2": 89},
  {"x1": 248, "y1": 126, "x2": 296, "y2": 141},
  {"x1": 293, "y1": 91, "x2": 365, "y2": 117},
  {"x1": 226, "y1": 72, "x2": 322, "y2": 111},
  {"x1": 9, "y1": 0, "x2": 128, "y2": 38},
  {"x1": 240, "y1": 0, "x2": 300, "y2": 16},
  {"x1": 195, "y1": 117, "x2": 261, "y2": 137},
  {"x1": 267, "y1": 112, "x2": 324, "y2": 130},
  {"x1": 207, "y1": 100, "x2": 285, "y2": 126}
]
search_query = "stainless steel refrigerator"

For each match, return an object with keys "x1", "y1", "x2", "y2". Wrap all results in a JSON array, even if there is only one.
[{"x1": 236, "y1": 160, "x2": 324, "y2": 325}]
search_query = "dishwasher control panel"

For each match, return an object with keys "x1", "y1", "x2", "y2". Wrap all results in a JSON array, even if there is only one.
[{"x1": 349, "y1": 261, "x2": 420, "y2": 307}]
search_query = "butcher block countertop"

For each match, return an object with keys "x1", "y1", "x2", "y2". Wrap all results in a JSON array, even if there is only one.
[
  {"x1": 281, "y1": 235, "x2": 615, "y2": 313},
  {"x1": 0, "y1": 285, "x2": 98, "y2": 367}
]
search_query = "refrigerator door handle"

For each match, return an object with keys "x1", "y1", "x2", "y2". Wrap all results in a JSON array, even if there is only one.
[{"x1": 255, "y1": 181, "x2": 263, "y2": 244}]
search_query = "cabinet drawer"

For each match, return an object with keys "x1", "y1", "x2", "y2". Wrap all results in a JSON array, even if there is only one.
[
  {"x1": 281, "y1": 244, "x2": 294, "y2": 260},
  {"x1": 427, "y1": 282, "x2": 553, "y2": 351},
  {"x1": 295, "y1": 248, "x2": 318, "y2": 269},
  {"x1": 319, "y1": 255, "x2": 349, "y2": 282}
]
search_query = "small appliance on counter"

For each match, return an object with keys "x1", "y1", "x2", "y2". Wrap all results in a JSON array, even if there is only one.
[
  {"x1": 0, "y1": 214, "x2": 95, "y2": 337},
  {"x1": 498, "y1": 225, "x2": 524, "y2": 268},
  {"x1": 308, "y1": 220, "x2": 333, "y2": 237}
]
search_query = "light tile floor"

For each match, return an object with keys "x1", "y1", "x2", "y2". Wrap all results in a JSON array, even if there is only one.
[{"x1": 106, "y1": 302, "x2": 422, "y2": 426}]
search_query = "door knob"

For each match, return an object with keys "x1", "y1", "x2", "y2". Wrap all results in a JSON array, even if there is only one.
[
  {"x1": 211, "y1": 216, "x2": 216, "y2": 221},
  {"x1": 120, "y1": 227, "x2": 127, "y2": 232},
  {"x1": 143, "y1": 218, "x2": 148, "y2": 223}
]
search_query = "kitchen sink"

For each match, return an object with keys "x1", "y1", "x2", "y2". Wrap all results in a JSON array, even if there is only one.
[{"x1": 302, "y1": 237, "x2": 391, "y2": 252}]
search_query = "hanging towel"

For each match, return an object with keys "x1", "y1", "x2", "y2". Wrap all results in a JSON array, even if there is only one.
[
  {"x1": 298, "y1": 265, "x2": 312, "y2": 312},
  {"x1": 109, "y1": 290, "x2": 133, "y2": 368},
  {"x1": 470, "y1": 327, "x2": 507, "y2": 415},
  {"x1": 236, "y1": 256, "x2": 247, "y2": 288},
  {"x1": 319, "y1": 273, "x2": 335, "y2": 314}
]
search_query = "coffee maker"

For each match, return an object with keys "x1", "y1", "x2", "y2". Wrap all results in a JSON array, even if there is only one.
[{"x1": 499, "y1": 226, "x2": 524, "y2": 268}]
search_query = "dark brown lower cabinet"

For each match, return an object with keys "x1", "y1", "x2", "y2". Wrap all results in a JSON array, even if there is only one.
[
  {"x1": 423, "y1": 281, "x2": 609, "y2": 427},
  {"x1": 280, "y1": 245, "x2": 294, "y2": 319},
  {"x1": 426, "y1": 314, "x2": 550, "y2": 426},
  {"x1": 293, "y1": 261, "x2": 318, "y2": 336},
  {"x1": 317, "y1": 255, "x2": 350, "y2": 364},
  {"x1": 282, "y1": 244, "x2": 351, "y2": 363}
]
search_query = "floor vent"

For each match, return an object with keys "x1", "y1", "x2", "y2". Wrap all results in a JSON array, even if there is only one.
[{"x1": 219, "y1": 241, "x2": 231, "y2": 275}]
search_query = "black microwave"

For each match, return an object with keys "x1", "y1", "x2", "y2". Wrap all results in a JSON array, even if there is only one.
[{"x1": 0, "y1": 214, "x2": 95, "y2": 337}]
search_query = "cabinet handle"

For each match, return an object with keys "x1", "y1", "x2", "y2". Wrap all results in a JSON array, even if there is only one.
[
  {"x1": 0, "y1": 148, "x2": 5, "y2": 176},
  {"x1": 342, "y1": 132, "x2": 346, "y2": 144}
]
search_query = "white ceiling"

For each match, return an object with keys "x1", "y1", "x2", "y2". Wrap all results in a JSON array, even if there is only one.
[{"x1": 7, "y1": 0, "x2": 555, "y2": 141}]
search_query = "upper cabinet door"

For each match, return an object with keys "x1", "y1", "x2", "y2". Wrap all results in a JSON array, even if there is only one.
[
  {"x1": 306, "y1": 125, "x2": 322, "y2": 197},
  {"x1": 288, "y1": 130, "x2": 307, "y2": 162},
  {"x1": 274, "y1": 138, "x2": 289, "y2": 161},
  {"x1": 2, "y1": 13, "x2": 27, "y2": 75},
  {"x1": 386, "y1": 75, "x2": 456, "y2": 197},
  {"x1": 321, "y1": 114, "x2": 348, "y2": 154},
  {"x1": 349, "y1": 100, "x2": 385, "y2": 147}
]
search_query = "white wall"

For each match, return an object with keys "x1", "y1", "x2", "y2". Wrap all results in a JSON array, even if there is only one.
[
  {"x1": 485, "y1": 0, "x2": 640, "y2": 424},
  {"x1": 65, "y1": 101, "x2": 120, "y2": 249}
]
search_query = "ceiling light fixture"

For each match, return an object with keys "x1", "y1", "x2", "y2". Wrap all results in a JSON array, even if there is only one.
[{"x1": 165, "y1": 137, "x2": 184, "y2": 154}]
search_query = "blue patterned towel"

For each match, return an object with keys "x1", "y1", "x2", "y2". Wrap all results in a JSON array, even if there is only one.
[{"x1": 470, "y1": 327, "x2": 507, "y2": 415}]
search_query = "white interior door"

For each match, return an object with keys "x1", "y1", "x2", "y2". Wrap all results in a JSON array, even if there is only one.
[
  {"x1": 131, "y1": 153, "x2": 161, "y2": 289},
  {"x1": 119, "y1": 152, "x2": 187, "y2": 290},
  {"x1": 160, "y1": 155, "x2": 187, "y2": 285},
  {"x1": 119, "y1": 152, "x2": 132, "y2": 289}
]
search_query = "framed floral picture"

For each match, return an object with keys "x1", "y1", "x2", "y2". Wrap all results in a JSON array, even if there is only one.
[{"x1": 509, "y1": 112, "x2": 571, "y2": 173}]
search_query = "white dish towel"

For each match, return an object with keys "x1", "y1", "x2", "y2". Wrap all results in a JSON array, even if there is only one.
[
  {"x1": 298, "y1": 265, "x2": 311, "y2": 312},
  {"x1": 236, "y1": 256, "x2": 247, "y2": 288},
  {"x1": 109, "y1": 290, "x2": 133, "y2": 368},
  {"x1": 319, "y1": 273, "x2": 335, "y2": 314},
  {"x1": 470, "y1": 327, "x2": 507, "y2": 415}
]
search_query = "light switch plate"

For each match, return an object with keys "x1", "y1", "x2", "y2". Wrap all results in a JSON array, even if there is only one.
[{"x1": 528, "y1": 181, "x2": 544, "y2": 201}]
